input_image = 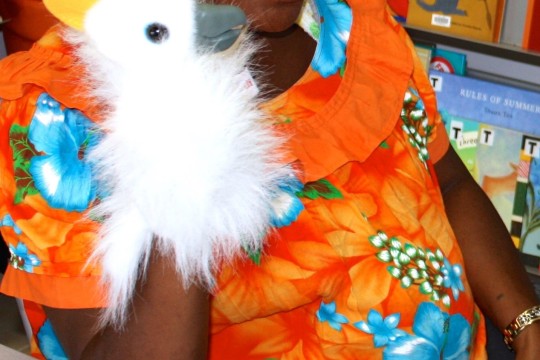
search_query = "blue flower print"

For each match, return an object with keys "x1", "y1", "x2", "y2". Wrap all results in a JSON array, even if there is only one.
[
  {"x1": 317, "y1": 301, "x2": 349, "y2": 331},
  {"x1": 312, "y1": 0, "x2": 352, "y2": 77},
  {"x1": 28, "y1": 93, "x2": 96, "y2": 212},
  {"x1": 354, "y1": 309, "x2": 407, "y2": 347},
  {"x1": 0, "y1": 214, "x2": 22, "y2": 235},
  {"x1": 441, "y1": 258, "x2": 464, "y2": 300},
  {"x1": 37, "y1": 320, "x2": 68, "y2": 360},
  {"x1": 9, "y1": 242, "x2": 41, "y2": 273},
  {"x1": 270, "y1": 175, "x2": 304, "y2": 227},
  {"x1": 384, "y1": 302, "x2": 471, "y2": 360},
  {"x1": 408, "y1": 87, "x2": 425, "y2": 111}
]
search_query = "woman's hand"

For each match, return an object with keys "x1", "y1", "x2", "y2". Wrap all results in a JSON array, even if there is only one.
[{"x1": 513, "y1": 322, "x2": 540, "y2": 360}]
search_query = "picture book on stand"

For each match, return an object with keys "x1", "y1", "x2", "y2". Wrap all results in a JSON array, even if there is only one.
[
  {"x1": 511, "y1": 135, "x2": 540, "y2": 269},
  {"x1": 476, "y1": 124, "x2": 523, "y2": 233}
]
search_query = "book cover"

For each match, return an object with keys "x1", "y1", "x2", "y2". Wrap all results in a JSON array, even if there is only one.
[
  {"x1": 476, "y1": 124, "x2": 522, "y2": 232},
  {"x1": 406, "y1": 0, "x2": 501, "y2": 42},
  {"x1": 429, "y1": 48, "x2": 467, "y2": 75},
  {"x1": 442, "y1": 112, "x2": 480, "y2": 177},
  {"x1": 442, "y1": 114, "x2": 524, "y2": 235},
  {"x1": 414, "y1": 42, "x2": 435, "y2": 74},
  {"x1": 429, "y1": 70, "x2": 540, "y2": 137},
  {"x1": 511, "y1": 135, "x2": 540, "y2": 266}
]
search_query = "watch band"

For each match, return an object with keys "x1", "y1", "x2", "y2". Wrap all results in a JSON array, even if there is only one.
[{"x1": 503, "y1": 305, "x2": 540, "y2": 351}]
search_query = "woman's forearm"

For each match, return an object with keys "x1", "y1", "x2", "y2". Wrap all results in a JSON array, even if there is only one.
[{"x1": 46, "y1": 247, "x2": 210, "y2": 360}]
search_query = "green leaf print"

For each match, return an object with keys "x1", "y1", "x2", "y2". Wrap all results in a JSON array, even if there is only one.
[
  {"x1": 297, "y1": 179, "x2": 343, "y2": 200},
  {"x1": 10, "y1": 124, "x2": 39, "y2": 204},
  {"x1": 249, "y1": 251, "x2": 262, "y2": 266}
]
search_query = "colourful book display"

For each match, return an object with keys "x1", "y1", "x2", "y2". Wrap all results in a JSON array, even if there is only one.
[{"x1": 432, "y1": 70, "x2": 540, "y2": 265}]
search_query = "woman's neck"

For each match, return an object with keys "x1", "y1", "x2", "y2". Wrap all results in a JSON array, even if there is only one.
[{"x1": 252, "y1": 24, "x2": 317, "y2": 99}]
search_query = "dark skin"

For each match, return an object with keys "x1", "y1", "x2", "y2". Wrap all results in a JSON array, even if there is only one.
[
  {"x1": 435, "y1": 146, "x2": 540, "y2": 359},
  {"x1": 45, "y1": 0, "x2": 539, "y2": 358},
  {"x1": 45, "y1": 248, "x2": 209, "y2": 359}
]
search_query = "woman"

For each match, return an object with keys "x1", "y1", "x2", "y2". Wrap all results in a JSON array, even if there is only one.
[{"x1": 1, "y1": 0, "x2": 539, "y2": 358}]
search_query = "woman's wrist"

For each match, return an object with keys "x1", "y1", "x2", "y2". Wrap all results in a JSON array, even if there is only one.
[{"x1": 504, "y1": 305, "x2": 540, "y2": 353}]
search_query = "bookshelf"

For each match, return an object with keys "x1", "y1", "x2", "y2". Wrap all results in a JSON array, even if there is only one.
[{"x1": 405, "y1": 25, "x2": 540, "y2": 93}]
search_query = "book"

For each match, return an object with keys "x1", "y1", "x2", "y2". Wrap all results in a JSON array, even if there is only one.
[
  {"x1": 523, "y1": 0, "x2": 540, "y2": 52},
  {"x1": 442, "y1": 115, "x2": 522, "y2": 232},
  {"x1": 443, "y1": 112, "x2": 480, "y2": 177},
  {"x1": 414, "y1": 42, "x2": 435, "y2": 74},
  {"x1": 406, "y1": 0, "x2": 502, "y2": 42},
  {"x1": 511, "y1": 135, "x2": 540, "y2": 266},
  {"x1": 388, "y1": 0, "x2": 409, "y2": 22},
  {"x1": 476, "y1": 124, "x2": 523, "y2": 232},
  {"x1": 429, "y1": 70, "x2": 540, "y2": 137},
  {"x1": 429, "y1": 48, "x2": 467, "y2": 75}
]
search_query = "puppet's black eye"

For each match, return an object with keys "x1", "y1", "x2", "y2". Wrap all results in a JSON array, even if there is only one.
[{"x1": 146, "y1": 23, "x2": 170, "y2": 43}]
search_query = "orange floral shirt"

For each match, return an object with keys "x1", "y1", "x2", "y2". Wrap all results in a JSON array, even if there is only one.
[
  {"x1": 0, "y1": 0, "x2": 487, "y2": 359},
  {"x1": 209, "y1": 0, "x2": 487, "y2": 358}
]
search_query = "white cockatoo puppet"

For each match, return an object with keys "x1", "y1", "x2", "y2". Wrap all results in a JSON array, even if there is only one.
[{"x1": 43, "y1": 0, "x2": 302, "y2": 326}]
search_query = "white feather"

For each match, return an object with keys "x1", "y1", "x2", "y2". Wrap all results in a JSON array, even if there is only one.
[{"x1": 64, "y1": 0, "x2": 294, "y2": 327}]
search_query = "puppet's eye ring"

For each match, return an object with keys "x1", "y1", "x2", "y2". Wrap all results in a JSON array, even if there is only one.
[{"x1": 146, "y1": 23, "x2": 170, "y2": 43}]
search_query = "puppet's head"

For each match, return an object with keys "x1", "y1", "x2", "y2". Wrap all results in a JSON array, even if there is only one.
[{"x1": 43, "y1": 0, "x2": 247, "y2": 60}]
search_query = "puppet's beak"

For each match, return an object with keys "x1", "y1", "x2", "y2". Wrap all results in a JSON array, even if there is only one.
[
  {"x1": 195, "y1": 4, "x2": 246, "y2": 52},
  {"x1": 43, "y1": 0, "x2": 97, "y2": 30}
]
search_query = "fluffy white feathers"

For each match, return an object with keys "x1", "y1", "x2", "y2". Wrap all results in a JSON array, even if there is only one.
[{"x1": 66, "y1": 0, "x2": 294, "y2": 326}]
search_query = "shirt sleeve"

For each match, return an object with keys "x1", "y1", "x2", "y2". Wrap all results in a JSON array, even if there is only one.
[{"x1": 0, "y1": 27, "x2": 105, "y2": 309}]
